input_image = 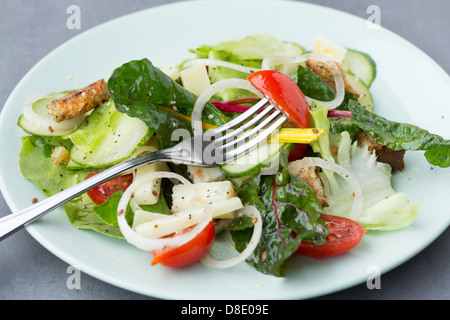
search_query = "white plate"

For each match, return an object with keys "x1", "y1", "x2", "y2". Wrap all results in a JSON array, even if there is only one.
[{"x1": 1, "y1": 0, "x2": 449, "y2": 300}]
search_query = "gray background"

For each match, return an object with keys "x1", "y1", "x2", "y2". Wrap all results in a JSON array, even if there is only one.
[{"x1": 0, "y1": 0, "x2": 449, "y2": 300}]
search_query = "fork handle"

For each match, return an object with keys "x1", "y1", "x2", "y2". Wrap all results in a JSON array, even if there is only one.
[{"x1": 0, "y1": 149, "x2": 171, "y2": 241}]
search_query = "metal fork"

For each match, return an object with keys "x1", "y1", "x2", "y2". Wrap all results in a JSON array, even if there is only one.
[{"x1": 0, "y1": 97, "x2": 286, "y2": 240}]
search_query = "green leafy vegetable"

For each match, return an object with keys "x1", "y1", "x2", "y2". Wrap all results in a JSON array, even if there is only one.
[
  {"x1": 231, "y1": 149, "x2": 327, "y2": 277},
  {"x1": 310, "y1": 103, "x2": 419, "y2": 230},
  {"x1": 107, "y1": 58, "x2": 226, "y2": 148},
  {"x1": 93, "y1": 189, "x2": 170, "y2": 227},
  {"x1": 296, "y1": 65, "x2": 335, "y2": 102},
  {"x1": 189, "y1": 33, "x2": 304, "y2": 101},
  {"x1": 425, "y1": 146, "x2": 450, "y2": 168},
  {"x1": 191, "y1": 33, "x2": 304, "y2": 61},
  {"x1": 19, "y1": 136, "x2": 87, "y2": 197},
  {"x1": 18, "y1": 135, "x2": 122, "y2": 237},
  {"x1": 349, "y1": 101, "x2": 450, "y2": 168},
  {"x1": 64, "y1": 193, "x2": 125, "y2": 238},
  {"x1": 296, "y1": 65, "x2": 359, "y2": 111},
  {"x1": 18, "y1": 134, "x2": 170, "y2": 238}
]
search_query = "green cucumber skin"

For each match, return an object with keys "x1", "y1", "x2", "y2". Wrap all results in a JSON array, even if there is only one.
[
  {"x1": 17, "y1": 92, "x2": 76, "y2": 137},
  {"x1": 342, "y1": 49, "x2": 377, "y2": 88},
  {"x1": 220, "y1": 143, "x2": 293, "y2": 178},
  {"x1": 345, "y1": 71, "x2": 373, "y2": 111},
  {"x1": 69, "y1": 129, "x2": 151, "y2": 169}
]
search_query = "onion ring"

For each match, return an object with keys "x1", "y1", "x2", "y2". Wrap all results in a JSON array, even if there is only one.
[
  {"x1": 117, "y1": 171, "x2": 214, "y2": 251},
  {"x1": 22, "y1": 93, "x2": 88, "y2": 133},
  {"x1": 200, "y1": 205, "x2": 262, "y2": 269},
  {"x1": 182, "y1": 58, "x2": 260, "y2": 74},
  {"x1": 191, "y1": 78, "x2": 264, "y2": 136},
  {"x1": 288, "y1": 157, "x2": 363, "y2": 221},
  {"x1": 261, "y1": 53, "x2": 346, "y2": 109}
]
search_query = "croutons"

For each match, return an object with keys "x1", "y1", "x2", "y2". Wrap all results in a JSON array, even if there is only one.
[
  {"x1": 46, "y1": 79, "x2": 110, "y2": 123},
  {"x1": 356, "y1": 132, "x2": 405, "y2": 173},
  {"x1": 51, "y1": 146, "x2": 70, "y2": 166}
]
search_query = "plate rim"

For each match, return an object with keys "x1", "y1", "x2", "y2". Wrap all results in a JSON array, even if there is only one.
[{"x1": 1, "y1": 0, "x2": 449, "y2": 300}]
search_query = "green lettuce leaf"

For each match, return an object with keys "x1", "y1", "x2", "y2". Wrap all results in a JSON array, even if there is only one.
[
  {"x1": 64, "y1": 193, "x2": 125, "y2": 238},
  {"x1": 18, "y1": 135, "x2": 120, "y2": 236},
  {"x1": 189, "y1": 33, "x2": 304, "y2": 101},
  {"x1": 191, "y1": 33, "x2": 304, "y2": 61},
  {"x1": 18, "y1": 134, "x2": 170, "y2": 238},
  {"x1": 19, "y1": 136, "x2": 87, "y2": 197},
  {"x1": 310, "y1": 103, "x2": 419, "y2": 230}
]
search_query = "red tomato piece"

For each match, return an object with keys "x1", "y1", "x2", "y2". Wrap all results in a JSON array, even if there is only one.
[
  {"x1": 151, "y1": 221, "x2": 215, "y2": 268},
  {"x1": 296, "y1": 214, "x2": 366, "y2": 259},
  {"x1": 247, "y1": 70, "x2": 310, "y2": 129},
  {"x1": 85, "y1": 171, "x2": 133, "y2": 205}
]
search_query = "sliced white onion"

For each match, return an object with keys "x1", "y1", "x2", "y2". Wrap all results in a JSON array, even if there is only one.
[
  {"x1": 22, "y1": 93, "x2": 88, "y2": 132},
  {"x1": 117, "y1": 171, "x2": 215, "y2": 251},
  {"x1": 261, "y1": 53, "x2": 346, "y2": 109},
  {"x1": 261, "y1": 56, "x2": 306, "y2": 71},
  {"x1": 191, "y1": 78, "x2": 264, "y2": 136},
  {"x1": 200, "y1": 205, "x2": 262, "y2": 269},
  {"x1": 182, "y1": 58, "x2": 260, "y2": 74},
  {"x1": 288, "y1": 157, "x2": 363, "y2": 221}
]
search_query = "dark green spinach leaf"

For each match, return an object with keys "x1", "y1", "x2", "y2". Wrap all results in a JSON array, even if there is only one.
[
  {"x1": 349, "y1": 101, "x2": 450, "y2": 168},
  {"x1": 107, "y1": 58, "x2": 227, "y2": 148},
  {"x1": 296, "y1": 65, "x2": 358, "y2": 111},
  {"x1": 230, "y1": 149, "x2": 327, "y2": 277}
]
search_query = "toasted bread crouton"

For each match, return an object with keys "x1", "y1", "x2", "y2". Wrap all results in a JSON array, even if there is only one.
[
  {"x1": 306, "y1": 59, "x2": 359, "y2": 98},
  {"x1": 51, "y1": 146, "x2": 70, "y2": 166},
  {"x1": 356, "y1": 132, "x2": 405, "y2": 173},
  {"x1": 292, "y1": 166, "x2": 328, "y2": 208},
  {"x1": 46, "y1": 79, "x2": 110, "y2": 123}
]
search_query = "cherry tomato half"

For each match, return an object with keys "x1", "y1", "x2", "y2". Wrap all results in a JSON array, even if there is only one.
[
  {"x1": 85, "y1": 171, "x2": 133, "y2": 205},
  {"x1": 296, "y1": 214, "x2": 366, "y2": 259},
  {"x1": 151, "y1": 221, "x2": 215, "y2": 268},
  {"x1": 247, "y1": 70, "x2": 310, "y2": 129}
]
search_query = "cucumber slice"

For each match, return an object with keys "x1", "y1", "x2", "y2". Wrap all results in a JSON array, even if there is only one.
[
  {"x1": 342, "y1": 49, "x2": 377, "y2": 87},
  {"x1": 18, "y1": 92, "x2": 84, "y2": 136},
  {"x1": 18, "y1": 114, "x2": 73, "y2": 137},
  {"x1": 69, "y1": 101, "x2": 152, "y2": 168},
  {"x1": 282, "y1": 41, "x2": 305, "y2": 56},
  {"x1": 344, "y1": 72, "x2": 374, "y2": 111},
  {"x1": 66, "y1": 159, "x2": 89, "y2": 170},
  {"x1": 329, "y1": 117, "x2": 360, "y2": 134},
  {"x1": 220, "y1": 141, "x2": 289, "y2": 178}
]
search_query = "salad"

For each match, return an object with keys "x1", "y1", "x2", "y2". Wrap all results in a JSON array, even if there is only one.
[{"x1": 17, "y1": 34, "x2": 450, "y2": 277}]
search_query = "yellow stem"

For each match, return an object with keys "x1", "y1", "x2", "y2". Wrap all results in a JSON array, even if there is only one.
[{"x1": 158, "y1": 106, "x2": 325, "y2": 143}]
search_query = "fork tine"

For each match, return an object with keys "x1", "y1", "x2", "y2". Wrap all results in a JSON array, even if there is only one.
[
  {"x1": 222, "y1": 114, "x2": 287, "y2": 160},
  {"x1": 212, "y1": 103, "x2": 276, "y2": 146},
  {"x1": 217, "y1": 109, "x2": 282, "y2": 151},
  {"x1": 204, "y1": 97, "x2": 270, "y2": 139}
]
